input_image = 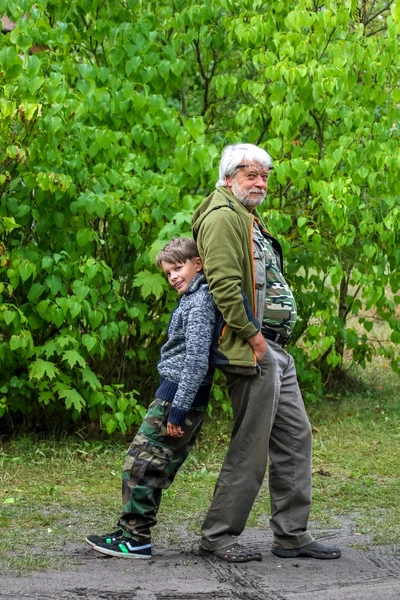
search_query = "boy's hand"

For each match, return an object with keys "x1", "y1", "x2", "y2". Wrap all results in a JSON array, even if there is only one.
[{"x1": 167, "y1": 421, "x2": 184, "y2": 438}]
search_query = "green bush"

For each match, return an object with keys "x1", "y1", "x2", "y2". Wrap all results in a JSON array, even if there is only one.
[{"x1": 0, "y1": 0, "x2": 399, "y2": 431}]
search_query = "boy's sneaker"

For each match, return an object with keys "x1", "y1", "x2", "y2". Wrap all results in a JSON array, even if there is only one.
[
  {"x1": 86, "y1": 528, "x2": 124, "y2": 548},
  {"x1": 93, "y1": 537, "x2": 152, "y2": 559}
]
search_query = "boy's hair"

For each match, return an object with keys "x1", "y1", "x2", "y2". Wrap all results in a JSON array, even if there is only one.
[{"x1": 156, "y1": 237, "x2": 199, "y2": 268}]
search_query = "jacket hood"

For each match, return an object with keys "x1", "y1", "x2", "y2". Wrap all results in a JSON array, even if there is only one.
[{"x1": 192, "y1": 187, "x2": 254, "y2": 239}]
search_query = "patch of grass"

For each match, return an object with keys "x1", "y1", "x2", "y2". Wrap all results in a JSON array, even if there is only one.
[{"x1": 1, "y1": 362, "x2": 399, "y2": 574}]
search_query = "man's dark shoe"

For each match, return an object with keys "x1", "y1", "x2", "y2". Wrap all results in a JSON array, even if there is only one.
[
  {"x1": 271, "y1": 540, "x2": 341, "y2": 560},
  {"x1": 93, "y1": 537, "x2": 152, "y2": 559},
  {"x1": 199, "y1": 542, "x2": 262, "y2": 563},
  {"x1": 86, "y1": 528, "x2": 124, "y2": 548}
]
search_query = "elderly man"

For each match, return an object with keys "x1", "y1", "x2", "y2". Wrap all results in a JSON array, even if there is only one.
[{"x1": 192, "y1": 143, "x2": 341, "y2": 563}]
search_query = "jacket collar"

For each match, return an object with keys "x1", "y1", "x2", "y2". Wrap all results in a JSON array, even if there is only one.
[
  {"x1": 217, "y1": 186, "x2": 267, "y2": 227},
  {"x1": 184, "y1": 272, "x2": 206, "y2": 295}
]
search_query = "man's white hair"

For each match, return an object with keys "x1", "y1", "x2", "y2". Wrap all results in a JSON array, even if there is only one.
[{"x1": 216, "y1": 143, "x2": 273, "y2": 188}]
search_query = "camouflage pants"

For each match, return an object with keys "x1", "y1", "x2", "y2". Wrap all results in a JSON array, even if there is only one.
[{"x1": 118, "y1": 398, "x2": 206, "y2": 543}]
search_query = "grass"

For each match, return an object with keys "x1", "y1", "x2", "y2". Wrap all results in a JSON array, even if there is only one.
[{"x1": 1, "y1": 360, "x2": 399, "y2": 575}]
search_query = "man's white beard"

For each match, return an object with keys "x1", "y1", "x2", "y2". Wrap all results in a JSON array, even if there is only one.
[{"x1": 232, "y1": 180, "x2": 266, "y2": 208}]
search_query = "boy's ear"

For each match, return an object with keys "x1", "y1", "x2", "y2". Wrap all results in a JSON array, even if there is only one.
[{"x1": 194, "y1": 256, "x2": 203, "y2": 272}]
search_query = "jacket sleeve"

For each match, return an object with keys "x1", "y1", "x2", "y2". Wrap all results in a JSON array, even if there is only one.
[
  {"x1": 168, "y1": 293, "x2": 216, "y2": 425},
  {"x1": 197, "y1": 209, "x2": 259, "y2": 340}
]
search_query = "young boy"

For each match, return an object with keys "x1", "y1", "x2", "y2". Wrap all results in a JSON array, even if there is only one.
[{"x1": 86, "y1": 237, "x2": 217, "y2": 559}]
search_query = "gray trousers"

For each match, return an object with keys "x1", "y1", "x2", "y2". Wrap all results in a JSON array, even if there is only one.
[{"x1": 201, "y1": 341, "x2": 314, "y2": 551}]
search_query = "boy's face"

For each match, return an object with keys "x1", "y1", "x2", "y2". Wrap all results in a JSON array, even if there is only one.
[{"x1": 161, "y1": 257, "x2": 202, "y2": 295}]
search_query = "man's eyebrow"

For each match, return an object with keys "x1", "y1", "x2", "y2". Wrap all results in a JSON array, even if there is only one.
[{"x1": 236, "y1": 164, "x2": 273, "y2": 171}]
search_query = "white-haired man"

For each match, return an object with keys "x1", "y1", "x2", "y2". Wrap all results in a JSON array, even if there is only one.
[{"x1": 192, "y1": 143, "x2": 341, "y2": 563}]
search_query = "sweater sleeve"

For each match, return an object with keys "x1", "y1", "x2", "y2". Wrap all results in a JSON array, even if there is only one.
[
  {"x1": 198, "y1": 209, "x2": 259, "y2": 339},
  {"x1": 168, "y1": 292, "x2": 216, "y2": 425}
]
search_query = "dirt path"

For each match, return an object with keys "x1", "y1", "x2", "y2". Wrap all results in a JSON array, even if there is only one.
[{"x1": 1, "y1": 520, "x2": 399, "y2": 600}]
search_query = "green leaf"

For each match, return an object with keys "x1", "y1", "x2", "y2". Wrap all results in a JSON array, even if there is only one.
[
  {"x1": 45, "y1": 275, "x2": 62, "y2": 296},
  {"x1": 320, "y1": 157, "x2": 336, "y2": 178},
  {"x1": 19, "y1": 262, "x2": 35, "y2": 282},
  {"x1": 77, "y1": 229, "x2": 95, "y2": 246},
  {"x1": 363, "y1": 244, "x2": 376, "y2": 259},
  {"x1": 88, "y1": 309, "x2": 103, "y2": 329},
  {"x1": 117, "y1": 396, "x2": 129, "y2": 413},
  {"x1": 132, "y1": 270, "x2": 166, "y2": 299},
  {"x1": 185, "y1": 117, "x2": 205, "y2": 140},
  {"x1": 10, "y1": 335, "x2": 27, "y2": 351},
  {"x1": 56, "y1": 335, "x2": 75, "y2": 348},
  {"x1": 58, "y1": 388, "x2": 85, "y2": 412},
  {"x1": 158, "y1": 60, "x2": 170, "y2": 81},
  {"x1": 0, "y1": 47, "x2": 23, "y2": 79},
  {"x1": 42, "y1": 257, "x2": 54, "y2": 272},
  {"x1": 28, "y1": 283, "x2": 45, "y2": 302},
  {"x1": 4, "y1": 310, "x2": 15, "y2": 325},
  {"x1": 109, "y1": 48, "x2": 124, "y2": 67},
  {"x1": 297, "y1": 216, "x2": 307, "y2": 228},
  {"x1": 82, "y1": 333, "x2": 97, "y2": 353},
  {"x1": 40, "y1": 340, "x2": 58, "y2": 359},
  {"x1": 62, "y1": 350, "x2": 86, "y2": 369},
  {"x1": 0, "y1": 216, "x2": 20, "y2": 233},
  {"x1": 38, "y1": 391, "x2": 53, "y2": 405},
  {"x1": 68, "y1": 299, "x2": 81, "y2": 319},
  {"x1": 81, "y1": 366, "x2": 101, "y2": 390},
  {"x1": 72, "y1": 280, "x2": 90, "y2": 301},
  {"x1": 29, "y1": 359, "x2": 59, "y2": 380}
]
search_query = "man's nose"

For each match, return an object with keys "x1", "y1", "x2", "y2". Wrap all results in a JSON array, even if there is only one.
[{"x1": 255, "y1": 176, "x2": 267, "y2": 188}]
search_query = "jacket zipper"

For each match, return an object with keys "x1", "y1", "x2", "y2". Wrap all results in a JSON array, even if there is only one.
[{"x1": 249, "y1": 215, "x2": 257, "y2": 366}]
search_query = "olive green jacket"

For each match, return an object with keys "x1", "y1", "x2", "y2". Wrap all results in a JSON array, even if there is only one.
[{"x1": 192, "y1": 186, "x2": 283, "y2": 368}]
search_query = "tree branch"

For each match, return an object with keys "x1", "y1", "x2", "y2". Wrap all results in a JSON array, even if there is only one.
[
  {"x1": 318, "y1": 27, "x2": 337, "y2": 61},
  {"x1": 364, "y1": 1, "x2": 393, "y2": 26}
]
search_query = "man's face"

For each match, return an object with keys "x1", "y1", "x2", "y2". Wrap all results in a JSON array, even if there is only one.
[{"x1": 226, "y1": 161, "x2": 270, "y2": 210}]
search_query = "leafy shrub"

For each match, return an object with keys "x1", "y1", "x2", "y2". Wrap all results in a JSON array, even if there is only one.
[{"x1": 0, "y1": 0, "x2": 399, "y2": 432}]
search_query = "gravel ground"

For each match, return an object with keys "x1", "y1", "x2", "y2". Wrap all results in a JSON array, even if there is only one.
[{"x1": 1, "y1": 519, "x2": 399, "y2": 600}]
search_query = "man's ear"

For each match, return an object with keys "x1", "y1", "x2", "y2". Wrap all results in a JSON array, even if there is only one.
[
  {"x1": 195, "y1": 256, "x2": 203, "y2": 272},
  {"x1": 225, "y1": 176, "x2": 233, "y2": 190}
]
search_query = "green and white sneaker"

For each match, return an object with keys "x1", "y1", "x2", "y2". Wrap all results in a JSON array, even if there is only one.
[
  {"x1": 86, "y1": 528, "x2": 124, "y2": 548},
  {"x1": 93, "y1": 537, "x2": 152, "y2": 559}
]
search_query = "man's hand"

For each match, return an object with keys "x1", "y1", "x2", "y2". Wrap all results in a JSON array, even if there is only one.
[
  {"x1": 167, "y1": 421, "x2": 184, "y2": 438},
  {"x1": 247, "y1": 330, "x2": 267, "y2": 361}
]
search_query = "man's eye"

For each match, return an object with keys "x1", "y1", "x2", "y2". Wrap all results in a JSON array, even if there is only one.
[
  {"x1": 261, "y1": 176, "x2": 269, "y2": 182},
  {"x1": 247, "y1": 174, "x2": 256, "y2": 180}
]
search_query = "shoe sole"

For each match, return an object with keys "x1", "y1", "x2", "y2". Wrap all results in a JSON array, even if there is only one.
[
  {"x1": 199, "y1": 547, "x2": 262, "y2": 563},
  {"x1": 271, "y1": 547, "x2": 341, "y2": 559},
  {"x1": 93, "y1": 545, "x2": 152, "y2": 559}
]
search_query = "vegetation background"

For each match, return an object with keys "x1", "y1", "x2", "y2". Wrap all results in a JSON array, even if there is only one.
[{"x1": 0, "y1": 0, "x2": 399, "y2": 434}]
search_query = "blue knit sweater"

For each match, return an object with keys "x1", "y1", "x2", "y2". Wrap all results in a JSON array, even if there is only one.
[{"x1": 156, "y1": 273, "x2": 217, "y2": 425}]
